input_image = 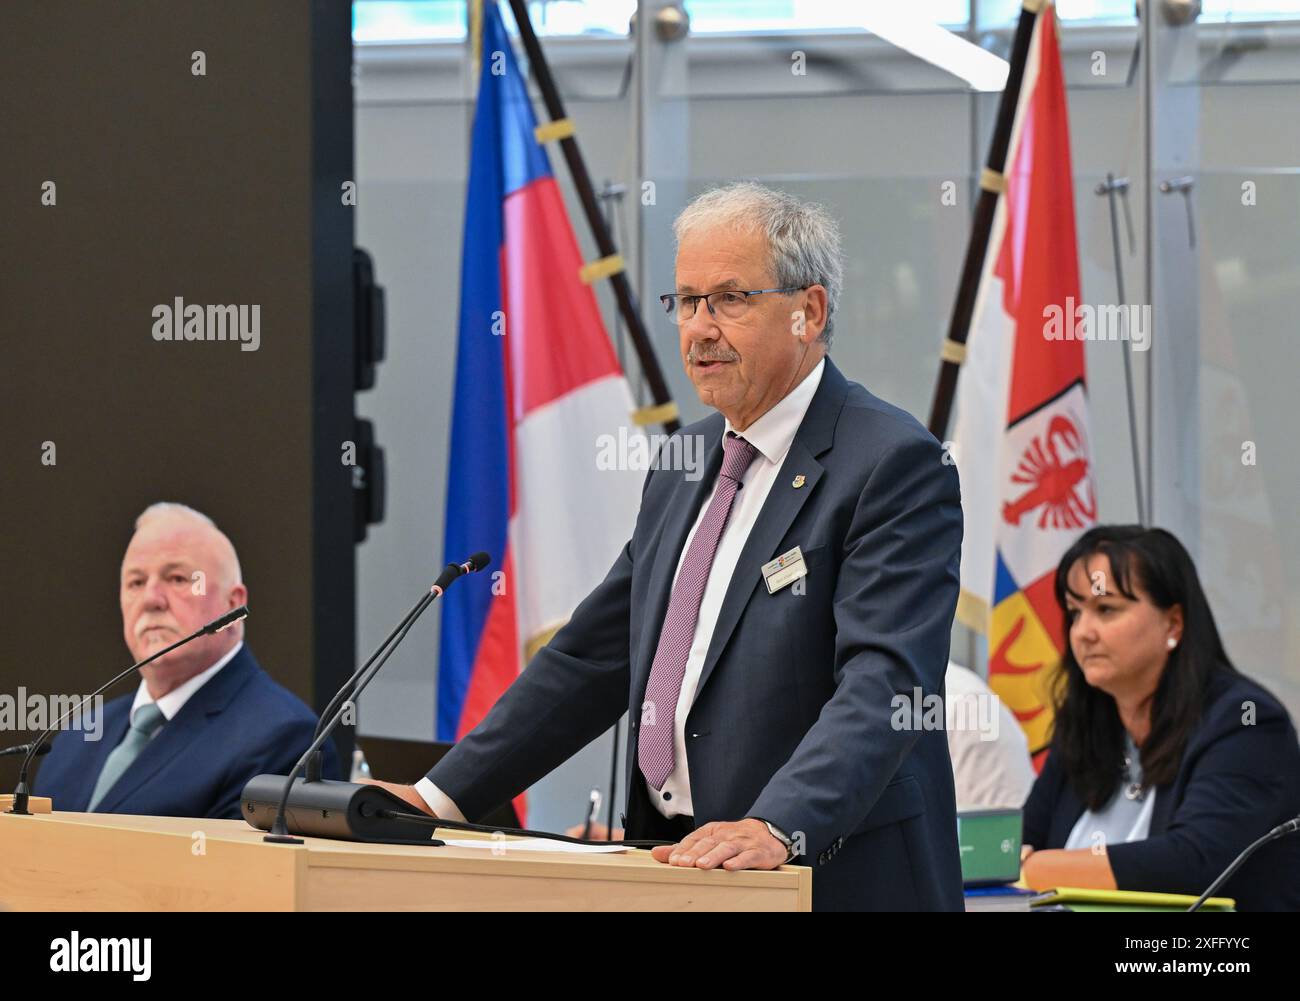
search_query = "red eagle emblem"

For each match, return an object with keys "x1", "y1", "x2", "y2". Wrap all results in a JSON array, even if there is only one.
[{"x1": 1001, "y1": 415, "x2": 1096, "y2": 530}]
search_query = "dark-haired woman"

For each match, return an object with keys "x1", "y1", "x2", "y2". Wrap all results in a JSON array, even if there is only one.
[{"x1": 1020, "y1": 525, "x2": 1300, "y2": 910}]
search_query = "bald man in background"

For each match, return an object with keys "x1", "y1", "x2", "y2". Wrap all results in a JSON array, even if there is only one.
[{"x1": 35, "y1": 503, "x2": 337, "y2": 818}]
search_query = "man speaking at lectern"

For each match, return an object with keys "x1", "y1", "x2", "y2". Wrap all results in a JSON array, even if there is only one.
[{"x1": 373, "y1": 183, "x2": 965, "y2": 910}]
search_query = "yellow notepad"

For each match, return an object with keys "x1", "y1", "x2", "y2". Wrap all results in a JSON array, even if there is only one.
[{"x1": 1031, "y1": 887, "x2": 1235, "y2": 910}]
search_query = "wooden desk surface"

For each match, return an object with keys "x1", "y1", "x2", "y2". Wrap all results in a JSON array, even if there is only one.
[{"x1": 0, "y1": 811, "x2": 811, "y2": 911}]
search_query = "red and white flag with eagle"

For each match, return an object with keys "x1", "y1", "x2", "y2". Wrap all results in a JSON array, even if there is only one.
[{"x1": 951, "y1": 4, "x2": 1096, "y2": 767}]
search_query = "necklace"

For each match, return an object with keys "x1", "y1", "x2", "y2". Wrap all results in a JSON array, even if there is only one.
[{"x1": 1122, "y1": 751, "x2": 1146, "y2": 801}]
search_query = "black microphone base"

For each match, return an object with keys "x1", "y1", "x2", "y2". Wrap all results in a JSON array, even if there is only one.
[
  {"x1": 6, "y1": 782, "x2": 32, "y2": 815},
  {"x1": 240, "y1": 775, "x2": 446, "y2": 846}
]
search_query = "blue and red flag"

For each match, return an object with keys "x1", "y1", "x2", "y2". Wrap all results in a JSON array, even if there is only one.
[{"x1": 438, "y1": 1, "x2": 646, "y2": 820}]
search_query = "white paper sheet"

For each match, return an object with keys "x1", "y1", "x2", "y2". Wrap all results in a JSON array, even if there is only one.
[{"x1": 439, "y1": 837, "x2": 628, "y2": 854}]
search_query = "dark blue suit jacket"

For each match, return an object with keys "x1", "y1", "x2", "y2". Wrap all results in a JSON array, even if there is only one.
[
  {"x1": 35, "y1": 645, "x2": 338, "y2": 820},
  {"x1": 1023, "y1": 670, "x2": 1300, "y2": 911},
  {"x1": 429, "y1": 358, "x2": 966, "y2": 910}
]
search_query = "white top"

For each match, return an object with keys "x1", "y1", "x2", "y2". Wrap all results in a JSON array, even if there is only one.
[
  {"x1": 127, "y1": 640, "x2": 243, "y2": 731},
  {"x1": 944, "y1": 661, "x2": 1037, "y2": 812},
  {"x1": 417, "y1": 360, "x2": 827, "y2": 823}
]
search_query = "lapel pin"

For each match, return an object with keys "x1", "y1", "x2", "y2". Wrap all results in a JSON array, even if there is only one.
[{"x1": 792, "y1": 474, "x2": 806, "y2": 489}]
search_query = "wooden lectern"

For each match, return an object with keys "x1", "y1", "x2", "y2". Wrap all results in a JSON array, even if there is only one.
[{"x1": 0, "y1": 811, "x2": 811, "y2": 911}]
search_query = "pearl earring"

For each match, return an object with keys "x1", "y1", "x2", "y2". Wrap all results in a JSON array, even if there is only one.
[{"x1": 1167, "y1": 636, "x2": 1177, "y2": 650}]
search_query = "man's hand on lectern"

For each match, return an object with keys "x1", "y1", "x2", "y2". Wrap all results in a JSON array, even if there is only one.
[
  {"x1": 651, "y1": 818, "x2": 788, "y2": 871},
  {"x1": 354, "y1": 777, "x2": 436, "y2": 817}
]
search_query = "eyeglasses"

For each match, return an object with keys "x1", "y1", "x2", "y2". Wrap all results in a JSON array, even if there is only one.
[{"x1": 658, "y1": 286, "x2": 807, "y2": 325}]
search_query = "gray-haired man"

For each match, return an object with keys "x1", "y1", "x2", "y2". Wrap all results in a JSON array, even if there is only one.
[
  {"x1": 36, "y1": 503, "x2": 338, "y2": 818},
  {"x1": 370, "y1": 183, "x2": 965, "y2": 910}
]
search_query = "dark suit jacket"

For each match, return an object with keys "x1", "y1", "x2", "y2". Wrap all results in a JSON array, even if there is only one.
[
  {"x1": 429, "y1": 357, "x2": 965, "y2": 910},
  {"x1": 35, "y1": 645, "x2": 338, "y2": 820},
  {"x1": 1023, "y1": 670, "x2": 1300, "y2": 911}
]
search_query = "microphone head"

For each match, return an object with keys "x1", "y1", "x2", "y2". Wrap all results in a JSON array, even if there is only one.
[
  {"x1": 467, "y1": 551, "x2": 491, "y2": 573},
  {"x1": 205, "y1": 604, "x2": 250, "y2": 634}
]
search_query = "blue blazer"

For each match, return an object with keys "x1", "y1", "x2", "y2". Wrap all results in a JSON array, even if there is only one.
[
  {"x1": 429, "y1": 358, "x2": 966, "y2": 910},
  {"x1": 1023, "y1": 670, "x2": 1300, "y2": 911},
  {"x1": 35, "y1": 645, "x2": 338, "y2": 820}
]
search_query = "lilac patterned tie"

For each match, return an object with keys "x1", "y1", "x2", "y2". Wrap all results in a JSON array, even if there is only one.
[{"x1": 639, "y1": 431, "x2": 759, "y2": 789}]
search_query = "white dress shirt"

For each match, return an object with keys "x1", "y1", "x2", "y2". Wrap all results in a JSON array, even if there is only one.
[
  {"x1": 416, "y1": 360, "x2": 826, "y2": 823},
  {"x1": 127, "y1": 640, "x2": 243, "y2": 731}
]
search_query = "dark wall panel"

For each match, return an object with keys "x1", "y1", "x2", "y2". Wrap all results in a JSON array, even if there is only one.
[{"x1": 0, "y1": 0, "x2": 355, "y2": 786}]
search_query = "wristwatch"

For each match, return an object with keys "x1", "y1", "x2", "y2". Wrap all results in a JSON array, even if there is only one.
[{"x1": 753, "y1": 817, "x2": 797, "y2": 863}]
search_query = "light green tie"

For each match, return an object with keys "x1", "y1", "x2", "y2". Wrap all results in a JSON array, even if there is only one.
[{"x1": 87, "y1": 702, "x2": 166, "y2": 811}]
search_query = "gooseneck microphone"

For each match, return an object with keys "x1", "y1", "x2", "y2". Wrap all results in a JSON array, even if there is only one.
[
  {"x1": 302, "y1": 551, "x2": 491, "y2": 783},
  {"x1": 4, "y1": 604, "x2": 249, "y2": 815},
  {"x1": 258, "y1": 553, "x2": 490, "y2": 844},
  {"x1": 201, "y1": 605, "x2": 250, "y2": 635},
  {"x1": 0, "y1": 743, "x2": 52, "y2": 759},
  {"x1": 1188, "y1": 815, "x2": 1300, "y2": 911}
]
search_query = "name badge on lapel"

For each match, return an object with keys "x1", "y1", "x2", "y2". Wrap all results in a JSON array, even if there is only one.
[{"x1": 761, "y1": 546, "x2": 808, "y2": 594}]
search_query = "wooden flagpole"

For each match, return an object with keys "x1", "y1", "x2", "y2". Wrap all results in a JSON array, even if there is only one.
[
  {"x1": 926, "y1": 1, "x2": 1045, "y2": 440},
  {"x1": 504, "y1": 0, "x2": 681, "y2": 434}
]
